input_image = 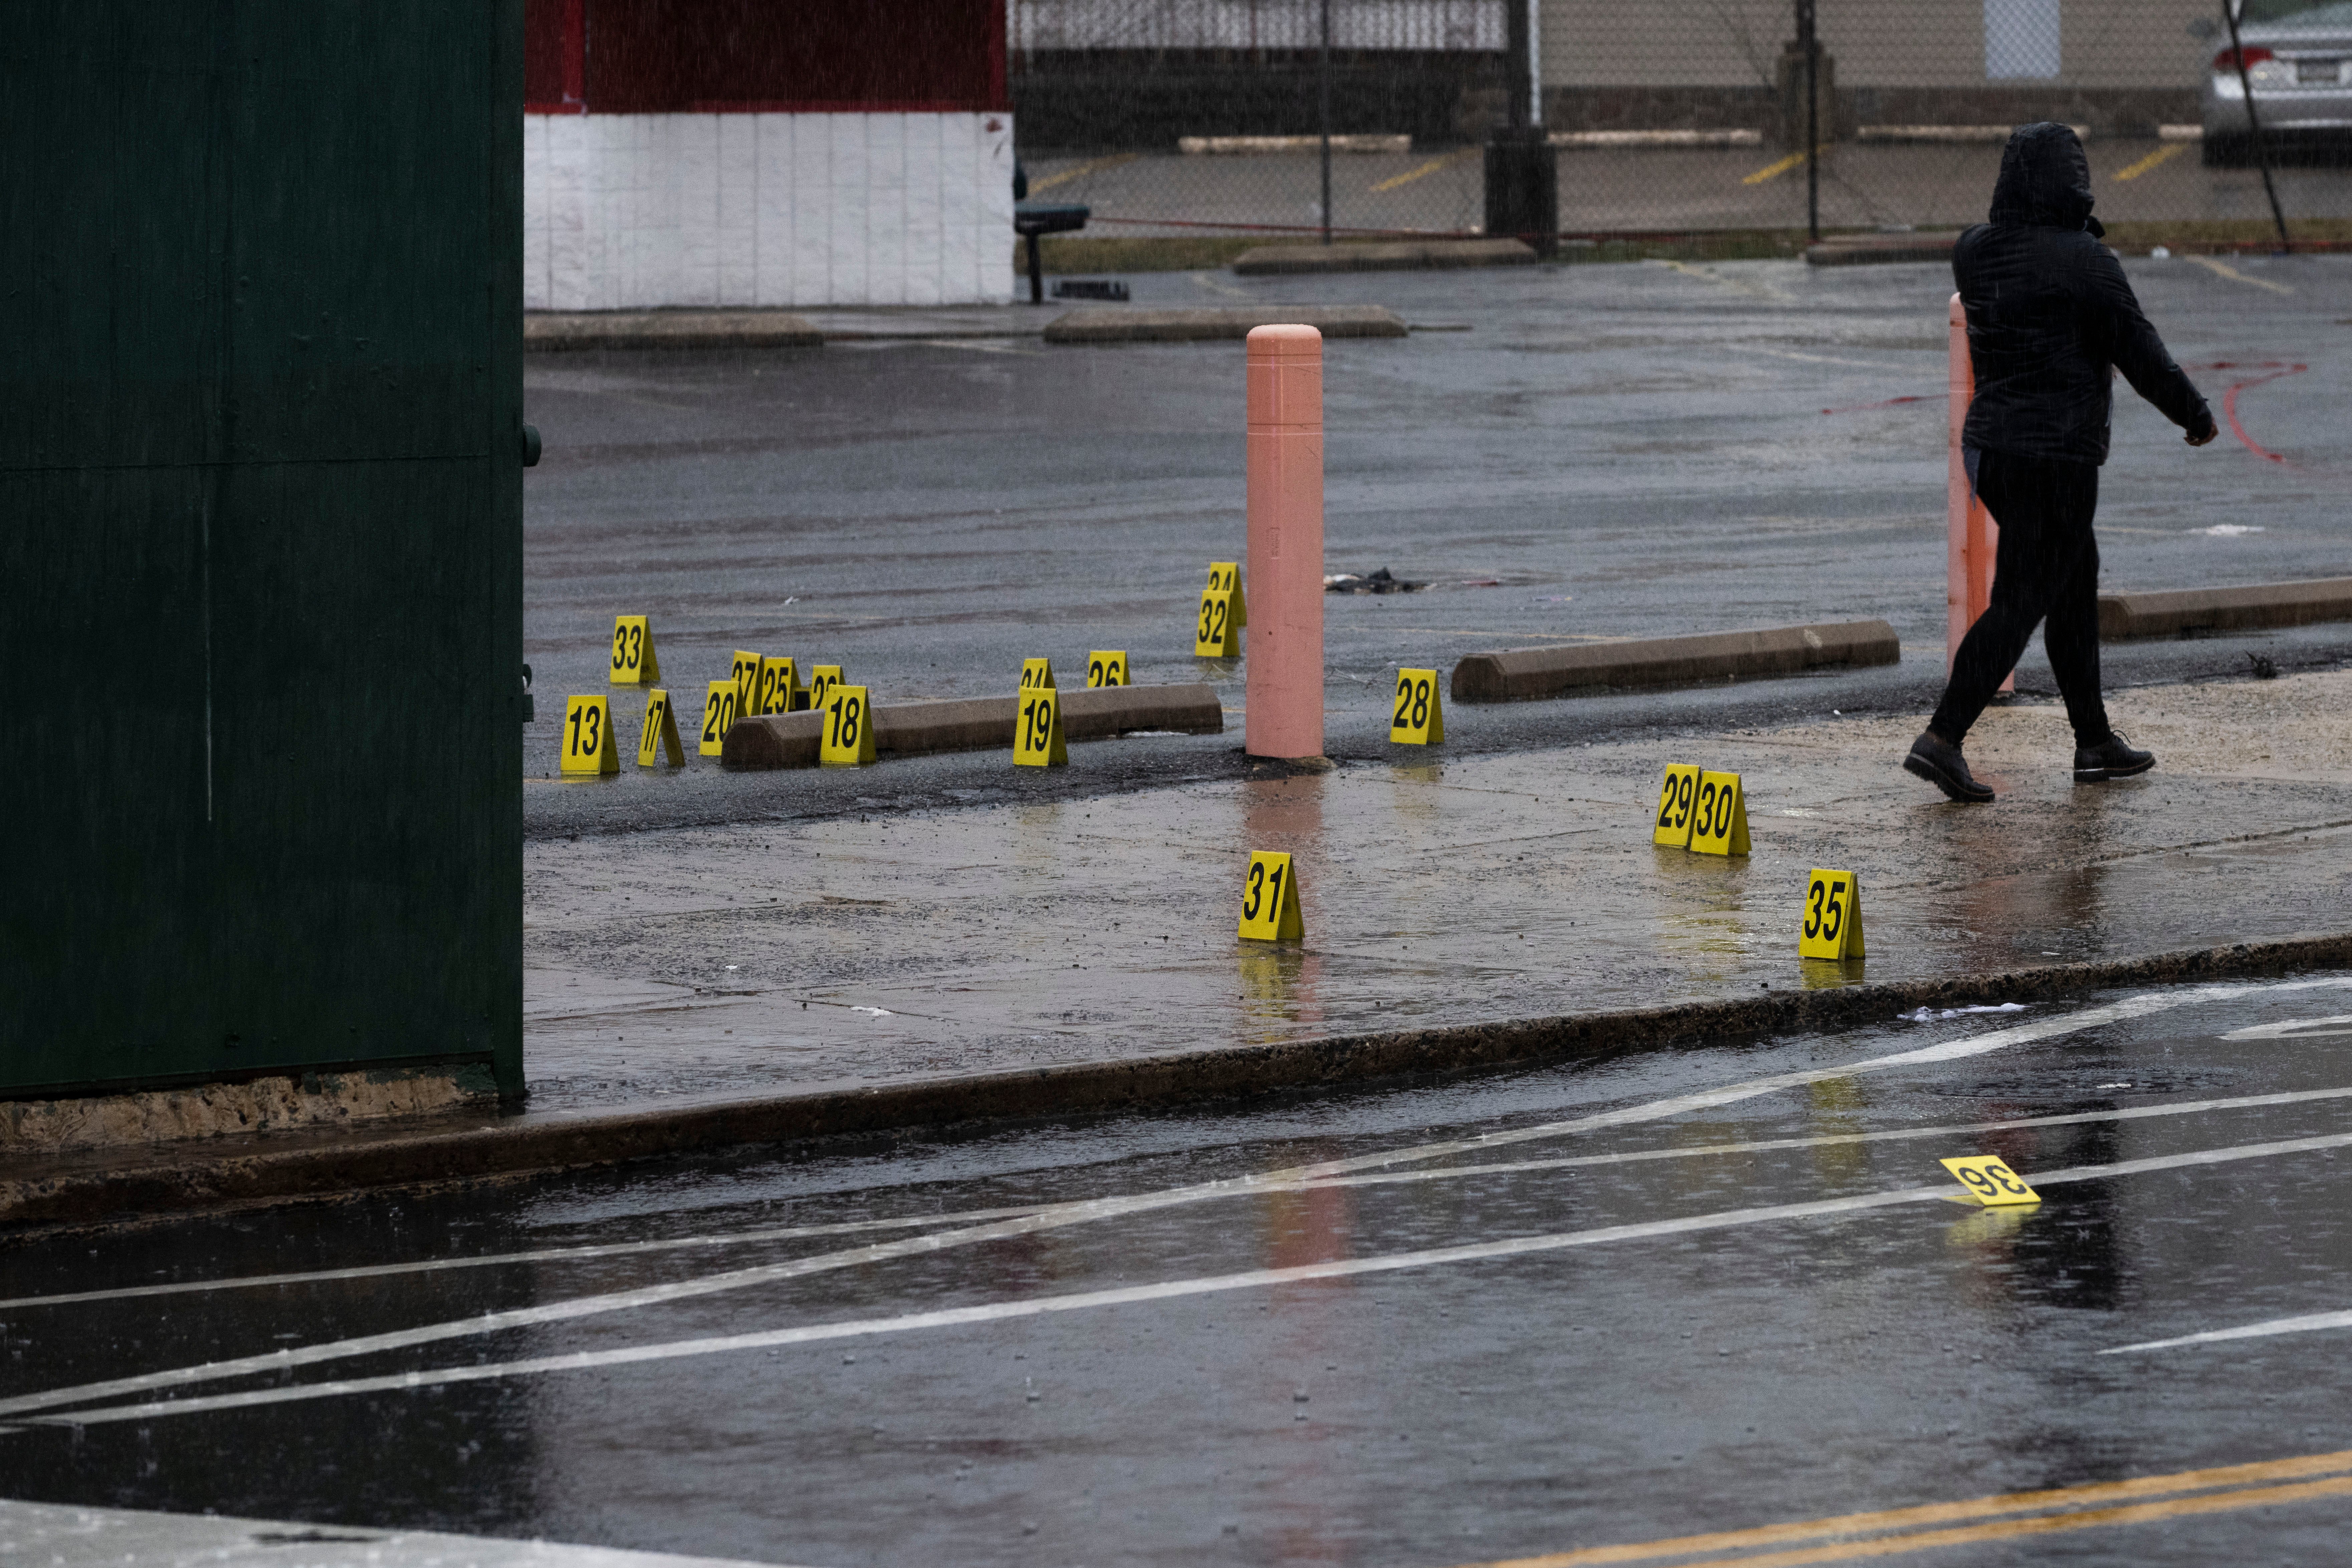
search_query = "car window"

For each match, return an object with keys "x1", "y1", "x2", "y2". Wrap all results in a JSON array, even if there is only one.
[{"x1": 2238, "y1": 0, "x2": 2352, "y2": 25}]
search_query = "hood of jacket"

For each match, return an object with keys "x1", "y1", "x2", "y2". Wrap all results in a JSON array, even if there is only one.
[{"x1": 1987, "y1": 122, "x2": 2104, "y2": 236}]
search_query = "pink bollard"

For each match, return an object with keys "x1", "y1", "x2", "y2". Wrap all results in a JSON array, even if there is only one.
[
  {"x1": 1946, "y1": 294, "x2": 2011, "y2": 691},
  {"x1": 1246, "y1": 324, "x2": 1325, "y2": 759}
]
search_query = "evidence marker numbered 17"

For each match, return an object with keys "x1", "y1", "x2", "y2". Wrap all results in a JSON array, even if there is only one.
[
  {"x1": 1652, "y1": 763, "x2": 1700, "y2": 848},
  {"x1": 1237, "y1": 850, "x2": 1304, "y2": 942},
  {"x1": 610, "y1": 615, "x2": 660, "y2": 685},
  {"x1": 1940, "y1": 1155, "x2": 2040, "y2": 1207},
  {"x1": 560, "y1": 694, "x2": 619, "y2": 775},
  {"x1": 1798, "y1": 867, "x2": 1865, "y2": 959},
  {"x1": 636, "y1": 688, "x2": 685, "y2": 768},
  {"x1": 1389, "y1": 667, "x2": 1444, "y2": 746}
]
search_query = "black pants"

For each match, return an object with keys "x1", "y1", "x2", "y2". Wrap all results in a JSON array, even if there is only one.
[{"x1": 1929, "y1": 448, "x2": 2113, "y2": 748}]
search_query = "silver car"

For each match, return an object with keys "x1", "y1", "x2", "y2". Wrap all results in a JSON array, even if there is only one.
[{"x1": 2201, "y1": 0, "x2": 2352, "y2": 164}]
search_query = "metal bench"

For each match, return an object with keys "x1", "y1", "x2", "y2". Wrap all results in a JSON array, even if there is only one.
[{"x1": 1015, "y1": 201, "x2": 1089, "y2": 305}]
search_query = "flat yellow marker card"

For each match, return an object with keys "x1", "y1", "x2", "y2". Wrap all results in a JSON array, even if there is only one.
[
  {"x1": 1389, "y1": 668, "x2": 1444, "y2": 745},
  {"x1": 730, "y1": 650, "x2": 762, "y2": 722},
  {"x1": 1208, "y1": 561, "x2": 1247, "y2": 629},
  {"x1": 1798, "y1": 868, "x2": 1865, "y2": 959},
  {"x1": 1652, "y1": 764, "x2": 1700, "y2": 848},
  {"x1": 610, "y1": 616, "x2": 660, "y2": 684},
  {"x1": 1015, "y1": 686, "x2": 1068, "y2": 767},
  {"x1": 1088, "y1": 650, "x2": 1128, "y2": 688},
  {"x1": 1941, "y1": 1155, "x2": 2040, "y2": 1206},
  {"x1": 698, "y1": 680, "x2": 738, "y2": 758},
  {"x1": 821, "y1": 684, "x2": 876, "y2": 765},
  {"x1": 1238, "y1": 850, "x2": 1304, "y2": 942},
  {"x1": 1020, "y1": 657, "x2": 1056, "y2": 690},
  {"x1": 756, "y1": 656, "x2": 801, "y2": 716},
  {"x1": 807, "y1": 664, "x2": 844, "y2": 715},
  {"x1": 1688, "y1": 769, "x2": 1752, "y2": 857},
  {"x1": 636, "y1": 688, "x2": 685, "y2": 767},
  {"x1": 560, "y1": 695, "x2": 619, "y2": 774},
  {"x1": 1195, "y1": 589, "x2": 1237, "y2": 657}
]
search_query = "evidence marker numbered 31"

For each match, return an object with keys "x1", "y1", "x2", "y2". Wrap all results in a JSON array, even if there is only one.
[{"x1": 1238, "y1": 850, "x2": 1304, "y2": 942}]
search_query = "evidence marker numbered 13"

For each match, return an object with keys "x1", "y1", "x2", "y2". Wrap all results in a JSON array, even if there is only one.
[
  {"x1": 1087, "y1": 650, "x2": 1129, "y2": 688},
  {"x1": 821, "y1": 683, "x2": 877, "y2": 766},
  {"x1": 1389, "y1": 667, "x2": 1444, "y2": 746},
  {"x1": 1237, "y1": 850, "x2": 1304, "y2": 942},
  {"x1": 1652, "y1": 763, "x2": 1700, "y2": 848},
  {"x1": 699, "y1": 680, "x2": 739, "y2": 758},
  {"x1": 1687, "y1": 769, "x2": 1751, "y2": 857},
  {"x1": 1015, "y1": 678, "x2": 1068, "y2": 768},
  {"x1": 1940, "y1": 1155, "x2": 2040, "y2": 1207},
  {"x1": 610, "y1": 615, "x2": 660, "y2": 685},
  {"x1": 560, "y1": 694, "x2": 619, "y2": 775},
  {"x1": 636, "y1": 688, "x2": 685, "y2": 767},
  {"x1": 1798, "y1": 867, "x2": 1865, "y2": 959},
  {"x1": 1206, "y1": 561, "x2": 1247, "y2": 629}
]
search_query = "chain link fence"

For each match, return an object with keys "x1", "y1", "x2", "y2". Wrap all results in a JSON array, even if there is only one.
[{"x1": 1012, "y1": 0, "x2": 2352, "y2": 259}]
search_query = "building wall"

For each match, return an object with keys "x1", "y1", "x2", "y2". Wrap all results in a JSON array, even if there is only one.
[{"x1": 524, "y1": 111, "x2": 1014, "y2": 309}]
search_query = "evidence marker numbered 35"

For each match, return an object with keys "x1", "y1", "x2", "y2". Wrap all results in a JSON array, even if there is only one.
[{"x1": 1798, "y1": 867, "x2": 1865, "y2": 960}]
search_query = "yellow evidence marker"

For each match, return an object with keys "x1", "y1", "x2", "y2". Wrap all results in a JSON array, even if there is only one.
[
  {"x1": 821, "y1": 684, "x2": 877, "y2": 765},
  {"x1": 1195, "y1": 589, "x2": 1238, "y2": 657},
  {"x1": 1020, "y1": 656, "x2": 1056, "y2": 690},
  {"x1": 1388, "y1": 668, "x2": 1445, "y2": 746},
  {"x1": 1688, "y1": 769, "x2": 1752, "y2": 857},
  {"x1": 609, "y1": 616, "x2": 660, "y2": 684},
  {"x1": 698, "y1": 680, "x2": 739, "y2": 758},
  {"x1": 1207, "y1": 561, "x2": 1247, "y2": 629},
  {"x1": 1087, "y1": 650, "x2": 1129, "y2": 688},
  {"x1": 756, "y1": 655, "x2": 801, "y2": 716},
  {"x1": 636, "y1": 688, "x2": 685, "y2": 767},
  {"x1": 560, "y1": 694, "x2": 619, "y2": 774},
  {"x1": 807, "y1": 664, "x2": 844, "y2": 714},
  {"x1": 1015, "y1": 683, "x2": 1068, "y2": 767},
  {"x1": 1652, "y1": 763, "x2": 1700, "y2": 848},
  {"x1": 1940, "y1": 1155, "x2": 2040, "y2": 1206},
  {"x1": 1798, "y1": 868, "x2": 1866, "y2": 959},
  {"x1": 1238, "y1": 850, "x2": 1304, "y2": 941},
  {"x1": 729, "y1": 650, "x2": 763, "y2": 722}
]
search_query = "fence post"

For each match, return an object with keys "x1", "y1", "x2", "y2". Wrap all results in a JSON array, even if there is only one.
[
  {"x1": 1319, "y1": 0, "x2": 1332, "y2": 245},
  {"x1": 1800, "y1": 0, "x2": 1820, "y2": 241},
  {"x1": 1246, "y1": 325, "x2": 1325, "y2": 760},
  {"x1": 1947, "y1": 293, "x2": 2010, "y2": 691}
]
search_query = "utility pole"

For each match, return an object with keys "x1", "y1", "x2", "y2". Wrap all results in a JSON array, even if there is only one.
[
  {"x1": 1799, "y1": 0, "x2": 1820, "y2": 241},
  {"x1": 1483, "y1": 0, "x2": 1556, "y2": 254}
]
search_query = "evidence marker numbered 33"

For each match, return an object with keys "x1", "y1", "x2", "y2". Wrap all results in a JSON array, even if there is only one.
[{"x1": 609, "y1": 615, "x2": 660, "y2": 684}]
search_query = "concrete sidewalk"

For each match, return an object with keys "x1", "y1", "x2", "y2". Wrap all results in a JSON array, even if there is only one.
[{"x1": 9, "y1": 667, "x2": 2349, "y2": 1228}]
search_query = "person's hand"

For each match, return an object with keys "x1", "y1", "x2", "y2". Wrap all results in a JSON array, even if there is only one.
[{"x1": 2186, "y1": 414, "x2": 2219, "y2": 447}]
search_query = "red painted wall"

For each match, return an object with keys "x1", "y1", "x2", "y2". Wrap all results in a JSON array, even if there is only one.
[{"x1": 525, "y1": 0, "x2": 1006, "y2": 113}]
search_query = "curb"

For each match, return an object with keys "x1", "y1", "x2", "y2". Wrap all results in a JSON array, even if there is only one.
[
  {"x1": 2099, "y1": 578, "x2": 2352, "y2": 641},
  {"x1": 524, "y1": 310, "x2": 823, "y2": 352},
  {"x1": 1451, "y1": 620, "x2": 1899, "y2": 704},
  {"x1": 721, "y1": 684, "x2": 1225, "y2": 770},
  {"x1": 1232, "y1": 239, "x2": 1536, "y2": 276},
  {"x1": 1804, "y1": 233, "x2": 1960, "y2": 267},
  {"x1": 1042, "y1": 305, "x2": 1411, "y2": 345},
  {"x1": 7, "y1": 931, "x2": 2349, "y2": 1235}
]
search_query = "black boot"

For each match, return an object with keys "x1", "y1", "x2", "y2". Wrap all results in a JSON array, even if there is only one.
[
  {"x1": 1903, "y1": 730, "x2": 1994, "y2": 803},
  {"x1": 2075, "y1": 730, "x2": 2154, "y2": 783}
]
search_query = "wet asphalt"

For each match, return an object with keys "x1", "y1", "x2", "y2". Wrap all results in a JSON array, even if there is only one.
[
  {"x1": 9, "y1": 975, "x2": 2352, "y2": 1565},
  {"x1": 518, "y1": 254, "x2": 2352, "y2": 837}
]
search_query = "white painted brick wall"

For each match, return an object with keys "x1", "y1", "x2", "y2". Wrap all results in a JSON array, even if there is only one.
[{"x1": 525, "y1": 111, "x2": 1016, "y2": 310}]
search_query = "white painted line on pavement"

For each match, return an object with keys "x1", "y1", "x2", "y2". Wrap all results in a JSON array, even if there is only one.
[
  {"x1": 2104, "y1": 1309, "x2": 2352, "y2": 1356},
  {"x1": 4, "y1": 979, "x2": 2338, "y2": 1422},
  {"x1": 23, "y1": 1128, "x2": 2352, "y2": 1428}
]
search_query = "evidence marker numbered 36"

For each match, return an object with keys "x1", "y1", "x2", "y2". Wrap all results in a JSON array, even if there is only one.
[
  {"x1": 1389, "y1": 667, "x2": 1444, "y2": 746},
  {"x1": 1940, "y1": 1155, "x2": 2040, "y2": 1207}
]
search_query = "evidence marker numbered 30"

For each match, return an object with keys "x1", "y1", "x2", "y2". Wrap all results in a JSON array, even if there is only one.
[{"x1": 1650, "y1": 764, "x2": 1749, "y2": 855}]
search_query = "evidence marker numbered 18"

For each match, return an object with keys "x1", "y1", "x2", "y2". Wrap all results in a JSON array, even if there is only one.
[
  {"x1": 1652, "y1": 763, "x2": 1700, "y2": 848},
  {"x1": 1237, "y1": 850, "x2": 1304, "y2": 942},
  {"x1": 1207, "y1": 561, "x2": 1247, "y2": 629},
  {"x1": 1798, "y1": 867, "x2": 1865, "y2": 959},
  {"x1": 1939, "y1": 1155, "x2": 2040, "y2": 1207},
  {"x1": 1087, "y1": 650, "x2": 1129, "y2": 688},
  {"x1": 699, "y1": 680, "x2": 739, "y2": 759},
  {"x1": 821, "y1": 683, "x2": 877, "y2": 766},
  {"x1": 1389, "y1": 668, "x2": 1444, "y2": 746},
  {"x1": 636, "y1": 688, "x2": 685, "y2": 767},
  {"x1": 609, "y1": 615, "x2": 660, "y2": 685},
  {"x1": 1015, "y1": 681, "x2": 1068, "y2": 768},
  {"x1": 560, "y1": 694, "x2": 619, "y2": 775},
  {"x1": 1687, "y1": 769, "x2": 1751, "y2": 857}
]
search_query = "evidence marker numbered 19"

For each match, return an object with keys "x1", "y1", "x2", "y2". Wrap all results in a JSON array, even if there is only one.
[
  {"x1": 1652, "y1": 763, "x2": 1700, "y2": 848},
  {"x1": 1939, "y1": 1155, "x2": 2040, "y2": 1207},
  {"x1": 636, "y1": 688, "x2": 685, "y2": 767},
  {"x1": 1798, "y1": 867, "x2": 1865, "y2": 959},
  {"x1": 699, "y1": 680, "x2": 739, "y2": 758},
  {"x1": 1087, "y1": 650, "x2": 1129, "y2": 688},
  {"x1": 1389, "y1": 667, "x2": 1444, "y2": 746},
  {"x1": 1015, "y1": 679, "x2": 1068, "y2": 768},
  {"x1": 1687, "y1": 769, "x2": 1751, "y2": 857},
  {"x1": 610, "y1": 615, "x2": 660, "y2": 685},
  {"x1": 1237, "y1": 850, "x2": 1304, "y2": 942},
  {"x1": 560, "y1": 694, "x2": 619, "y2": 775},
  {"x1": 821, "y1": 683, "x2": 876, "y2": 766}
]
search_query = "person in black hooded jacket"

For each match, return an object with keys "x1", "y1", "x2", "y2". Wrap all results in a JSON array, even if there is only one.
[{"x1": 1903, "y1": 122, "x2": 2218, "y2": 804}]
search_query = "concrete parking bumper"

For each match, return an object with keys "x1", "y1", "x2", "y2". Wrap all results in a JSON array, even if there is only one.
[
  {"x1": 1042, "y1": 305, "x2": 1411, "y2": 344},
  {"x1": 721, "y1": 683, "x2": 1225, "y2": 769},
  {"x1": 1231, "y1": 239, "x2": 1537, "y2": 275},
  {"x1": 1451, "y1": 619, "x2": 1900, "y2": 703},
  {"x1": 2099, "y1": 578, "x2": 2352, "y2": 640},
  {"x1": 525, "y1": 310, "x2": 823, "y2": 351}
]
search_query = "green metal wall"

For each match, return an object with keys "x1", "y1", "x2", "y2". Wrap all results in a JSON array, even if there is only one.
[{"x1": 1, "y1": 3, "x2": 525, "y2": 1098}]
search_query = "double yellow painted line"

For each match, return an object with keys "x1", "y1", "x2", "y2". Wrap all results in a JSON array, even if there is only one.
[{"x1": 1454, "y1": 1446, "x2": 2352, "y2": 1566}]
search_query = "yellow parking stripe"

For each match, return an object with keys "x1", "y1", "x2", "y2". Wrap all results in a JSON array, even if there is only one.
[
  {"x1": 2113, "y1": 141, "x2": 2189, "y2": 181},
  {"x1": 1027, "y1": 153, "x2": 1137, "y2": 193},
  {"x1": 1454, "y1": 1446, "x2": 2352, "y2": 1567},
  {"x1": 1372, "y1": 147, "x2": 1480, "y2": 193}
]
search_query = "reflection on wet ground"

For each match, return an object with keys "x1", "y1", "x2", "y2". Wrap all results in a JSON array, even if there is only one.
[{"x1": 7, "y1": 975, "x2": 2352, "y2": 1566}]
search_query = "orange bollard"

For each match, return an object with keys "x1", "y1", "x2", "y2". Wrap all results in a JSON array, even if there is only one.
[
  {"x1": 1946, "y1": 294, "x2": 2011, "y2": 691},
  {"x1": 1246, "y1": 324, "x2": 1326, "y2": 759}
]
